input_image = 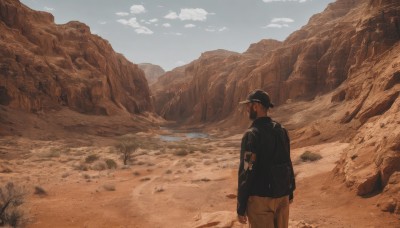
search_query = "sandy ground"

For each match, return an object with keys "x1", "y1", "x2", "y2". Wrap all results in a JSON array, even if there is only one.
[{"x1": 0, "y1": 128, "x2": 399, "y2": 228}]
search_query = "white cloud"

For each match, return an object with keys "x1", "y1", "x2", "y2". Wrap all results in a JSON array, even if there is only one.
[
  {"x1": 117, "y1": 18, "x2": 140, "y2": 27},
  {"x1": 99, "y1": 21, "x2": 107, "y2": 25},
  {"x1": 149, "y1": 18, "x2": 158, "y2": 23},
  {"x1": 265, "y1": 23, "x2": 284, "y2": 28},
  {"x1": 263, "y1": 0, "x2": 308, "y2": 2},
  {"x1": 165, "y1": 12, "x2": 178, "y2": 19},
  {"x1": 117, "y1": 18, "x2": 153, "y2": 34},
  {"x1": 135, "y1": 27, "x2": 153, "y2": 34},
  {"x1": 130, "y1": 5, "x2": 146, "y2": 14},
  {"x1": 184, "y1": 24, "x2": 196, "y2": 28},
  {"x1": 165, "y1": 8, "x2": 209, "y2": 21},
  {"x1": 43, "y1": 6, "x2": 54, "y2": 11},
  {"x1": 162, "y1": 23, "x2": 171, "y2": 28},
  {"x1": 263, "y1": 17, "x2": 294, "y2": 29},
  {"x1": 205, "y1": 28, "x2": 216, "y2": 32},
  {"x1": 116, "y1": 12, "x2": 129, "y2": 16},
  {"x1": 179, "y1": 8, "x2": 208, "y2": 21},
  {"x1": 271, "y1": 17, "x2": 294, "y2": 23}
]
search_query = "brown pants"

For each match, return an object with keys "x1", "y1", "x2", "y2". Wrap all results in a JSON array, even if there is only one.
[{"x1": 247, "y1": 195, "x2": 289, "y2": 228}]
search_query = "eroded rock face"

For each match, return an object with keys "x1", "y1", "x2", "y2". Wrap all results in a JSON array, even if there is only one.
[
  {"x1": 138, "y1": 63, "x2": 165, "y2": 85},
  {"x1": 0, "y1": 0, "x2": 152, "y2": 115},
  {"x1": 152, "y1": 0, "x2": 400, "y2": 205},
  {"x1": 153, "y1": 0, "x2": 399, "y2": 125}
]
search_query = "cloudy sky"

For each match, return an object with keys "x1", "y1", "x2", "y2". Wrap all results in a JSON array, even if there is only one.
[{"x1": 21, "y1": 0, "x2": 334, "y2": 71}]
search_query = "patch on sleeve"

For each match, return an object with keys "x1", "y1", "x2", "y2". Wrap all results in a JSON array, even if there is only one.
[{"x1": 243, "y1": 151, "x2": 256, "y2": 171}]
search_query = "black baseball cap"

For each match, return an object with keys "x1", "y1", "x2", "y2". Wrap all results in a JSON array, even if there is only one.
[{"x1": 239, "y1": 89, "x2": 274, "y2": 108}]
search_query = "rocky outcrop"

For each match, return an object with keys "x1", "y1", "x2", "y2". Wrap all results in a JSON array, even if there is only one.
[
  {"x1": 153, "y1": 0, "x2": 400, "y2": 210},
  {"x1": 138, "y1": 63, "x2": 165, "y2": 85},
  {"x1": 0, "y1": 0, "x2": 152, "y2": 115}
]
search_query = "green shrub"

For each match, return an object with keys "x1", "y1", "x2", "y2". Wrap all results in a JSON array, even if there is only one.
[
  {"x1": 116, "y1": 140, "x2": 140, "y2": 165},
  {"x1": 300, "y1": 151, "x2": 322, "y2": 162}
]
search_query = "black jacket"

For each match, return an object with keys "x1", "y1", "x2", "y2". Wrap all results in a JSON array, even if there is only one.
[{"x1": 237, "y1": 117, "x2": 296, "y2": 216}]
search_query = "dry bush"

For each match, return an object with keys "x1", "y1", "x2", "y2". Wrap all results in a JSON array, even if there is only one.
[
  {"x1": 0, "y1": 182, "x2": 25, "y2": 228},
  {"x1": 174, "y1": 149, "x2": 188, "y2": 156},
  {"x1": 85, "y1": 154, "x2": 99, "y2": 163},
  {"x1": 300, "y1": 151, "x2": 322, "y2": 162},
  {"x1": 34, "y1": 186, "x2": 47, "y2": 196},
  {"x1": 116, "y1": 140, "x2": 140, "y2": 165},
  {"x1": 105, "y1": 159, "x2": 117, "y2": 169}
]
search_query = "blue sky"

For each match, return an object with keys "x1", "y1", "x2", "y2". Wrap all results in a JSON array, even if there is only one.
[{"x1": 21, "y1": 0, "x2": 335, "y2": 71}]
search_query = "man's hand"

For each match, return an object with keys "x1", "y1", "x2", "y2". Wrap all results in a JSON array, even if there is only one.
[{"x1": 237, "y1": 215, "x2": 247, "y2": 224}]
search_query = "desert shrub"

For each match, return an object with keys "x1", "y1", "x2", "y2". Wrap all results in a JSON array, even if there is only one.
[
  {"x1": 0, "y1": 182, "x2": 25, "y2": 228},
  {"x1": 85, "y1": 154, "x2": 99, "y2": 163},
  {"x1": 34, "y1": 186, "x2": 47, "y2": 196},
  {"x1": 105, "y1": 159, "x2": 117, "y2": 169},
  {"x1": 174, "y1": 149, "x2": 188, "y2": 156},
  {"x1": 116, "y1": 140, "x2": 140, "y2": 165},
  {"x1": 300, "y1": 151, "x2": 322, "y2": 162}
]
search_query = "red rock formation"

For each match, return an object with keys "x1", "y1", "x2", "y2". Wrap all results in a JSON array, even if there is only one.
[
  {"x1": 138, "y1": 63, "x2": 165, "y2": 85},
  {"x1": 0, "y1": 0, "x2": 152, "y2": 115},
  {"x1": 153, "y1": 0, "x2": 400, "y2": 213}
]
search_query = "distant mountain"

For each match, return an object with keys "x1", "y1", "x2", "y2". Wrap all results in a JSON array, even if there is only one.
[
  {"x1": 138, "y1": 63, "x2": 165, "y2": 86},
  {"x1": 152, "y1": 0, "x2": 400, "y2": 213},
  {"x1": 0, "y1": 0, "x2": 153, "y2": 115}
]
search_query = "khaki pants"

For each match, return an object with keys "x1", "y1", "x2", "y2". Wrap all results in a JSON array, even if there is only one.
[{"x1": 247, "y1": 195, "x2": 289, "y2": 228}]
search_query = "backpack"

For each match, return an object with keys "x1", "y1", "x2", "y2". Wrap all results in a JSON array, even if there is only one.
[{"x1": 252, "y1": 122, "x2": 295, "y2": 198}]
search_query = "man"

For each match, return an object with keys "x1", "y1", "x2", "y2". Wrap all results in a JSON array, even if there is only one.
[{"x1": 237, "y1": 89, "x2": 296, "y2": 228}]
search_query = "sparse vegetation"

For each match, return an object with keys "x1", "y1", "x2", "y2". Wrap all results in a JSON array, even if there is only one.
[
  {"x1": 300, "y1": 151, "x2": 322, "y2": 162},
  {"x1": 116, "y1": 140, "x2": 140, "y2": 165},
  {"x1": 34, "y1": 186, "x2": 47, "y2": 196},
  {"x1": 140, "y1": 177, "x2": 151, "y2": 182},
  {"x1": 105, "y1": 159, "x2": 117, "y2": 169},
  {"x1": 174, "y1": 149, "x2": 188, "y2": 156},
  {"x1": 85, "y1": 154, "x2": 99, "y2": 163},
  {"x1": 0, "y1": 182, "x2": 25, "y2": 228}
]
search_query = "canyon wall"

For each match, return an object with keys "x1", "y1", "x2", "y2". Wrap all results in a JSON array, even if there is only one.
[{"x1": 0, "y1": 0, "x2": 153, "y2": 115}]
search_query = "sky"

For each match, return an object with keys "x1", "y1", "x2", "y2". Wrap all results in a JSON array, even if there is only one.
[{"x1": 20, "y1": 0, "x2": 335, "y2": 71}]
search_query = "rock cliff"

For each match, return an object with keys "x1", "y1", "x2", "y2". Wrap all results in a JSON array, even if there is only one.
[
  {"x1": 0, "y1": 0, "x2": 153, "y2": 115},
  {"x1": 152, "y1": 0, "x2": 400, "y2": 213},
  {"x1": 138, "y1": 63, "x2": 165, "y2": 86}
]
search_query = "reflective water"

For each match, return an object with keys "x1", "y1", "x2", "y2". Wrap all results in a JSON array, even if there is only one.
[{"x1": 158, "y1": 131, "x2": 209, "y2": 142}]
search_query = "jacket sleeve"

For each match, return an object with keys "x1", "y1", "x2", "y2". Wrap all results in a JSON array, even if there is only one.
[
  {"x1": 283, "y1": 128, "x2": 296, "y2": 200},
  {"x1": 237, "y1": 129, "x2": 258, "y2": 216}
]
